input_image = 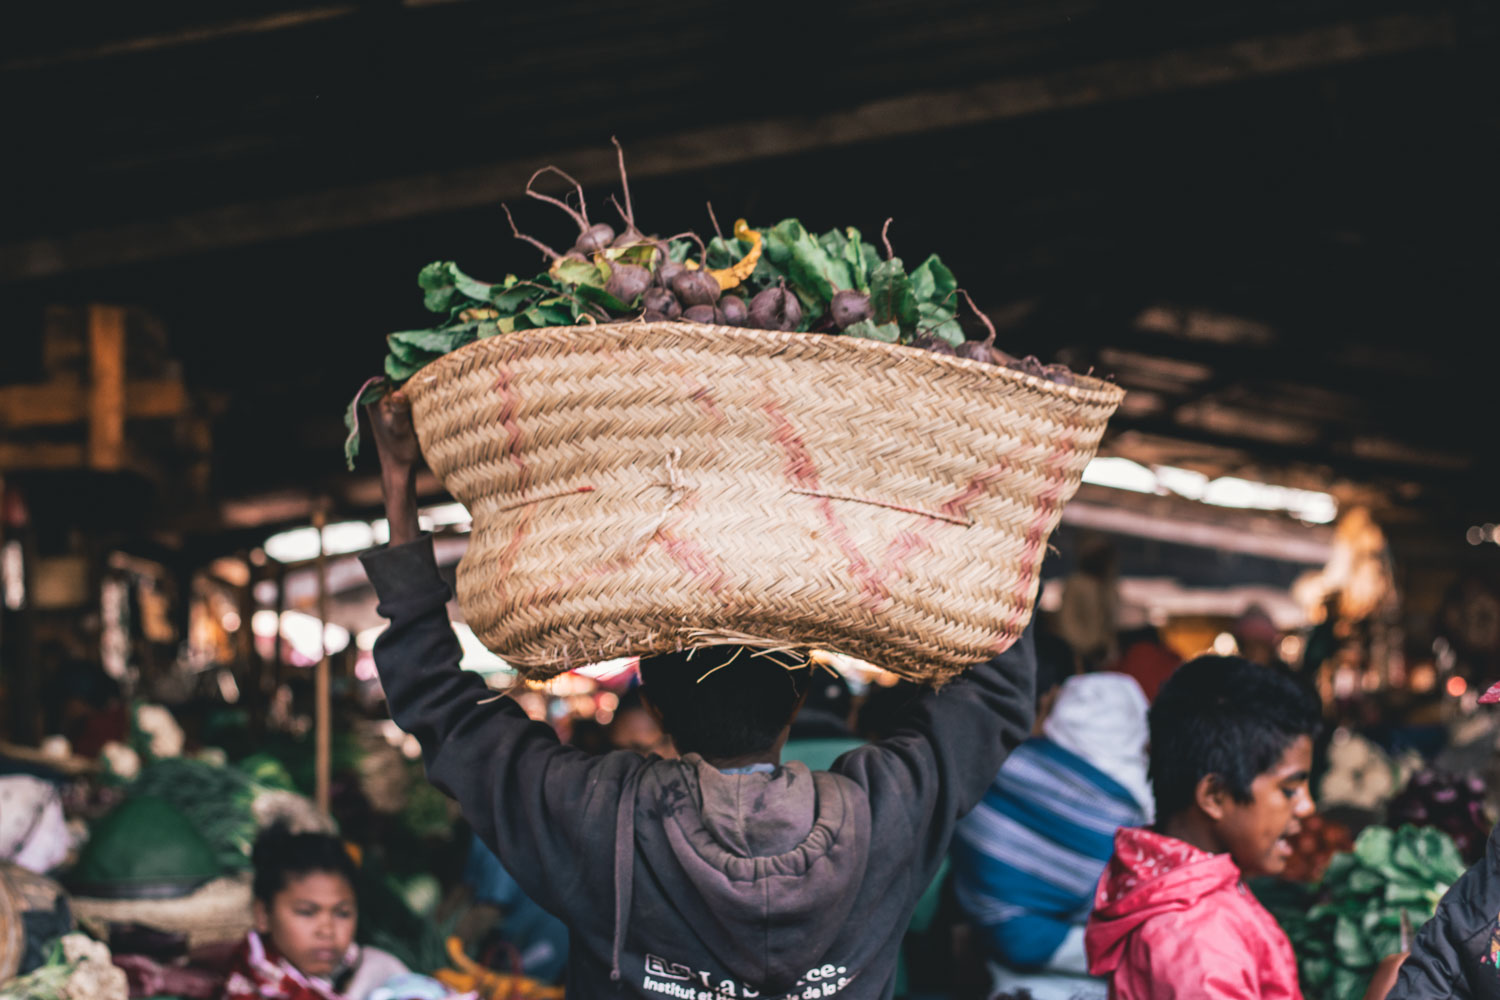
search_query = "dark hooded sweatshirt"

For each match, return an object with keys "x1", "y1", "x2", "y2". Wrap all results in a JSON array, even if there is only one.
[
  {"x1": 361, "y1": 535, "x2": 1035, "y2": 1000},
  {"x1": 1388, "y1": 825, "x2": 1500, "y2": 999}
]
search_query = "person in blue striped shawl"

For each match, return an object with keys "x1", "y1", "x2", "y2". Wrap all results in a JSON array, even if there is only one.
[{"x1": 952, "y1": 670, "x2": 1154, "y2": 999}]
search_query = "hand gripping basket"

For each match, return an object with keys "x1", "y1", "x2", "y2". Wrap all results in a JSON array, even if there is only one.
[{"x1": 402, "y1": 321, "x2": 1123, "y2": 683}]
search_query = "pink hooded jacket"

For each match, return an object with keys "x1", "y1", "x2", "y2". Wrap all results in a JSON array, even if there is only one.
[{"x1": 1085, "y1": 827, "x2": 1303, "y2": 1000}]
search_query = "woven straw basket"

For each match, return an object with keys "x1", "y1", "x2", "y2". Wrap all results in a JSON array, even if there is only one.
[
  {"x1": 72, "y1": 874, "x2": 253, "y2": 950},
  {"x1": 402, "y1": 321, "x2": 1123, "y2": 683}
]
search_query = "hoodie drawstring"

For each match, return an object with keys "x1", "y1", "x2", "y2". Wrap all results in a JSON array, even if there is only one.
[{"x1": 610, "y1": 763, "x2": 647, "y2": 984}]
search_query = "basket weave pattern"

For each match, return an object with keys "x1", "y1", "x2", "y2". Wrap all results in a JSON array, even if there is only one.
[{"x1": 404, "y1": 322, "x2": 1123, "y2": 682}]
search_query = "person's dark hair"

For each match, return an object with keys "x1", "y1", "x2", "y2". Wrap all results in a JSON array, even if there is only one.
[
  {"x1": 804, "y1": 669, "x2": 852, "y2": 722},
  {"x1": 1118, "y1": 624, "x2": 1163, "y2": 651},
  {"x1": 251, "y1": 823, "x2": 358, "y2": 906},
  {"x1": 568, "y1": 717, "x2": 612, "y2": 755},
  {"x1": 854, "y1": 679, "x2": 925, "y2": 742},
  {"x1": 637, "y1": 646, "x2": 811, "y2": 759},
  {"x1": 1033, "y1": 630, "x2": 1074, "y2": 699},
  {"x1": 1149, "y1": 655, "x2": 1322, "y2": 820}
]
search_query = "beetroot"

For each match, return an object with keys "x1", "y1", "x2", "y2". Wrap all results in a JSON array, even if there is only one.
[
  {"x1": 672, "y1": 270, "x2": 721, "y2": 308},
  {"x1": 719, "y1": 295, "x2": 748, "y2": 326},
  {"x1": 641, "y1": 287, "x2": 681, "y2": 319},
  {"x1": 575, "y1": 223, "x2": 616, "y2": 256},
  {"x1": 912, "y1": 336, "x2": 957, "y2": 356},
  {"x1": 955, "y1": 341, "x2": 994, "y2": 364},
  {"x1": 608, "y1": 138, "x2": 648, "y2": 248},
  {"x1": 605, "y1": 263, "x2": 652, "y2": 305},
  {"x1": 523, "y1": 166, "x2": 617, "y2": 258},
  {"x1": 682, "y1": 304, "x2": 723, "y2": 325},
  {"x1": 749, "y1": 285, "x2": 802, "y2": 331},
  {"x1": 655, "y1": 259, "x2": 687, "y2": 290},
  {"x1": 1009, "y1": 355, "x2": 1048, "y2": 378},
  {"x1": 1042, "y1": 363, "x2": 1075, "y2": 386},
  {"x1": 828, "y1": 290, "x2": 871, "y2": 331}
]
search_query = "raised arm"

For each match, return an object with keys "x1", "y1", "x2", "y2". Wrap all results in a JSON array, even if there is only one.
[
  {"x1": 359, "y1": 393, "x2": 625, "y2": 920},
  {"x1": 834, "y1": 621, "x2": 1036, "y2": 871}
]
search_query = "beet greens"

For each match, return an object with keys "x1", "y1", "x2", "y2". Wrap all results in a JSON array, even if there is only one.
[{"x1": 349, "y1": 142, "x2": 1079, "y2": 468}]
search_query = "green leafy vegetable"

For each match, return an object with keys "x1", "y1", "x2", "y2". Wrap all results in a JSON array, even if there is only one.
[
  {"x1": 910, "y1": 254, "x2": 957, "y2": 305},
  {"x1": 343, "y1": 376, "x2": 389, "y2": 471},
  {"x1": 843, "y1": 319, "x2": 901, "y2": 343},
  {"x1": 917, "y1": 302, "x2": 965, "y2": 347},
  {"x1": 128, "y1": 757, "x2": 270, "y2": 872},
  {"x1": 348, "y1": 204, "x2": 1011, "y2": 471},
  {"x1": 870, "y1": 258, "x2": 918, "y2": 331},
  {"x1": 1255, "y1": 825, "x2": 1465, "y2": 1000}
]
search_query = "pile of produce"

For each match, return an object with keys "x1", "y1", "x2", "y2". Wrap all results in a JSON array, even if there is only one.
[
  {"x1": 1258, "y1": 824, "x2": 1465, "y2": 1000},
  {"x1": 435, "y1": 938, "x2": 564, "y2": 1000},
  {"x1": 347, "y1": 140, "x2": 1077, "y2": 467},
  {"x1": 126, "y1": 757, "x2": 266, "y2": 873},
  {"x1": 1385, "y1": 769, "x2": 1492, "y2": 865},
  {"x1": 1279, "y1": 813, "x2": 1354, "y2": 883},
  {"x1": 0, "y1": 934, "x2": 127, "y2": 1000}
]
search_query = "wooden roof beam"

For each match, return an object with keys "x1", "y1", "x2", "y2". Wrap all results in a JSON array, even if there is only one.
[{"x1": 0, "y1": 11, "x2": 1454, "y2": 282}]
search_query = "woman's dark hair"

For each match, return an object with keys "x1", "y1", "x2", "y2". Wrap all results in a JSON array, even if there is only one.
[
  {"x1": 637, "y1": 646, "x2": 811, "y2": 759},
  {"x1": 1149, "y1": 655, "x2": 1323, "y2": 820},
  {"x1": 251, "y1": 823, "x2": 358, "y2": 905}
]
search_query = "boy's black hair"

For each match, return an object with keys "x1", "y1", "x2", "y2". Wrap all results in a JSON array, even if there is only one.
[
  {"x1": 636, "y1": 645, "x2": 812, "y2": 759},
  {"x1": 1149, "y1": 655, "x2": 1322, "y2": 820},
  {"x1": 251, "y1": 822, "x2": 358, "y2": 905}
]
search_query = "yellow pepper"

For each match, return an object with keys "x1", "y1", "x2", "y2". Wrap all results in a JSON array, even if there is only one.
[{"x1": 683, "y1": 220, "x2": 762, "y2": 291}]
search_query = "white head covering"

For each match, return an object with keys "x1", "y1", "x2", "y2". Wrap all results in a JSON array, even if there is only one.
[{"x1": 1043, "y1": 672, "x2": 1155, "y2": 823}]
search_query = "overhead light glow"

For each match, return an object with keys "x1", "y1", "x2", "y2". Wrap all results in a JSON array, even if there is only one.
[
  {"x1": 572, "y1": 657, "x2": 637, "y2": 682},
  {"x1": 263, "y1": 526, "x2": 321, "y2": 563},
  {"x1": 452, "y1": 623, "x2": 513, "y2": 675},
  {"x1": 251, "y1": 609, "x2": 349, "y2": 661},
  {"x1": 1081, "y1": 458, "x2": 1337, "y2": 524},
  {"x1": 251, "y1": 609, "x2": 281, "y2": 637},
  {"x1": 356, "y1": 625, "x2": 386, "y2": 651},
  {"x1": 2, "y1": 541, "x2": 24, "y2": 610},
  {"x1": 264, "y1": 521, "x2": 380, "y2": 563},
  {"x1": 1081, "y1": 457, "x2": 1158, "y2": 494},
  {"x1": 1466, "y1": 524, "x2": 1500, "y2": 546},
  {"x1": 423, "y1": 503, "x2": 471, "y2": 527},
  {"x1": 322, "y1": 520, "x2": 375, "y2": 554},
  {"x1": 265, "y1": 505, "x2": 472, "y2": 563}
]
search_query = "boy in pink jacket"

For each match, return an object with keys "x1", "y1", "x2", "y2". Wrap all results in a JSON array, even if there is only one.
[{"x1": 1086, "y1": 656, "x2": 1321, "y2": 999}]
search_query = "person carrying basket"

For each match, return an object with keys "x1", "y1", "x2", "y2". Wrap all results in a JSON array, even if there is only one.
[{"x1": 360, "y1": 391, "x2": 1037, "y2": 1000}]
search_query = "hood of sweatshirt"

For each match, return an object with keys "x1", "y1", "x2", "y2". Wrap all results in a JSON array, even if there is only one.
[
  {"x1": 622, "y1": 753, "x2": 872, "y2": 993},
  {"x1": 1086, "y1": 826, "x2": 1242, "y2": 976}
]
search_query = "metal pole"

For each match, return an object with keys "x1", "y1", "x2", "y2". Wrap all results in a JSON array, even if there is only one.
[{"x1": 313, "y1": 506, "x2": 331, "y2": 815}]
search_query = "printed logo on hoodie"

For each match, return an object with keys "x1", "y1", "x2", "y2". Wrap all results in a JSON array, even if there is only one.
[{"x1": 642, "y1": 953, "x2": 857, "y2": 1000}]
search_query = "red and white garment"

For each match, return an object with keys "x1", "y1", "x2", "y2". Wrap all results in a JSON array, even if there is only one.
[{"x1": 221, "y1": 932, "x2": 352, "y2": 1000}]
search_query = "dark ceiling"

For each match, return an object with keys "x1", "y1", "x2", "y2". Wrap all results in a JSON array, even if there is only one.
[{"x1": 2, "y1": 0, "x2": 1497, "y2": 554}]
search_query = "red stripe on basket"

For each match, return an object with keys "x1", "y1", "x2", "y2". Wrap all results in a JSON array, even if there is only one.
[
  {"x1": 521, "y1": 552, "x2": 642, "y2": 608},
  {"x1": 872, "y1": 529, "x2": 934, "y2": 592},
  {"x1": 488, "y1": 363, "x2": 535, "y2": 598},
  {"x1": 689, "y1": 382, "x2": 725, "y2": 426},
  {"x1": 493, "y1": 507, "x2": 533, "y2": 605},
  {"x1": 994, "y1": 433, "x2": 1076, "y2": 650},
  {"x1": 655, "y1": 522, "x2": 728, "y2": 595},
  {"x1": 763, "y1": 399, "x2": 822, "y2": 489},
  {"x1": 864, "y1": 460, "x2": 1015, "y2": 600},
  {"x1": 762, "y1": 397, "x2": 885, "y2": 608},
  {"x1": 492, "y1": 365, "x2": 531, "y2": 494},
  {"x1": 940, "y1": 461, "x2": 1015, "y2": 521}
]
